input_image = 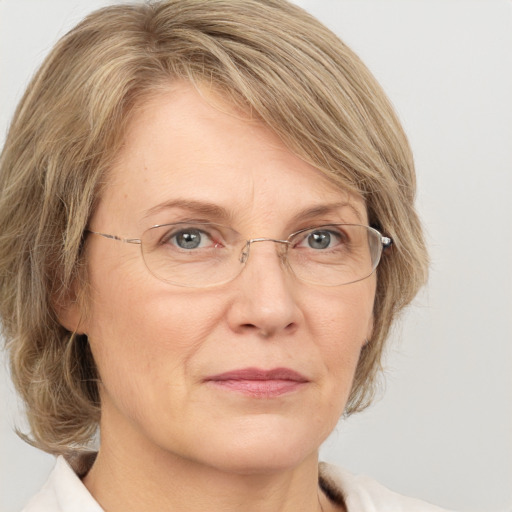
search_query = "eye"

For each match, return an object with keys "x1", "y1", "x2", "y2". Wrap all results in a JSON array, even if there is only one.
[
  {"x1": 174, "y1": 229, "x2": 205, "y2": 249},
  {"x1": 164, "y1": 227, "x2": 218, "y2": 250},
  {"x1": 300, "y1": 228, "x2": 344, "y2": 250}
]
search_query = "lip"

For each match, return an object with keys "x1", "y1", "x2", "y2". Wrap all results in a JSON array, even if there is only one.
[{"x1": 204, "y1": 367, "x2": 309, "y2": 398}]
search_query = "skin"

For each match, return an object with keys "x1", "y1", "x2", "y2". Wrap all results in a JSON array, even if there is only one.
[{"x1": 61, "y1": 82, "x2": 376, "y2": 512}]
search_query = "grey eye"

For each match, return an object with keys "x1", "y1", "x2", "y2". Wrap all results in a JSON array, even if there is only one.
[
  {"x1": 174, "y1": 229, "x2": 204, "y2": 249},
  {"x1": 307, "y1": 230, "x2": 333, "y2": 249}
]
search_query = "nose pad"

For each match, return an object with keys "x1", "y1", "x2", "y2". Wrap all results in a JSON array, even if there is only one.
[
  {"x1": 239, "y1": 241, "x2": 251, "y2": 264},
  {"x1": 239, "y1": 238, "x2": 290, "y2": 267}
]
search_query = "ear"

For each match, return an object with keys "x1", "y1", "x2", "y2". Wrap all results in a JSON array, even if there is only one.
[{"x1": 52, "y1": 283, "x2": 86, "y2": 335}]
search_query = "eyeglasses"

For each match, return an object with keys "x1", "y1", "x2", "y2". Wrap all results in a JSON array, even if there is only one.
[{"x1": 87, "y1": 222, "x2": 392, "y2": 288}]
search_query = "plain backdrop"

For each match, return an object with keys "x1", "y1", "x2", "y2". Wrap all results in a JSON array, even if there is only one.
[{"x1": 1, "y1": 1, "x2": 511, "y2": 511}]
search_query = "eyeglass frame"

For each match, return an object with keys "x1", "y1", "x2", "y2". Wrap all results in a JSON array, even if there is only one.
[{"x1": 86, "y1": 222, "x2": 392, "y2": 288}]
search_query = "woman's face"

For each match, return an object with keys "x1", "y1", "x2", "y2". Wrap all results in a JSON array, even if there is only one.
[{"x1": 77, "y1": 83, "x2": 376, "y2": 473}]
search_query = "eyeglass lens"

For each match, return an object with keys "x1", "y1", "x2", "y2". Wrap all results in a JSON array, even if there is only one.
[{"x1": 139, "y1": 223, "x2": 385, "y2": 288}]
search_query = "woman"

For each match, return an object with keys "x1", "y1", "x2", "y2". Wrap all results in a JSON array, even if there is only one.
[{"x1": 0, "y1": 0, "x2": 447, "y2": 510}]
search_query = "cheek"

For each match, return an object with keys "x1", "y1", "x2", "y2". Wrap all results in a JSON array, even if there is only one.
[
  {"x1": 305, "y1": 282, "x2": 375, "y2": 398},
  {"x1": 82, "y1": 263, "x2": 226, "y2": 409},
  {"x1": 307, "y1": 280, "x2": 375, "y2": 348},
  {"x1": 87, "y1": 287, "x2": 219, "y2": 363}
]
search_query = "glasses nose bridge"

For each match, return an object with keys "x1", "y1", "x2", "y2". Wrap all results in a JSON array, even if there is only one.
[{"x1": 240, "y1": 237, "x2": 291, "y2": 264}]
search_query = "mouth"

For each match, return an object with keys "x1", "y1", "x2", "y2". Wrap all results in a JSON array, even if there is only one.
[{"x1": 204, "y1": 367, "x2": 309, "y2": 398}]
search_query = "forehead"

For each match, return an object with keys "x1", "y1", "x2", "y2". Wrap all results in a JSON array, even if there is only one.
[{"x1": 96, "y1": 82, "x2": 367, "y2": 232}]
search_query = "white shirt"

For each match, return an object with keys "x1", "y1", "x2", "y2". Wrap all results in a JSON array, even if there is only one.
[{"x1": 22, "y1": 456, "x2": 452, "y2": 512}]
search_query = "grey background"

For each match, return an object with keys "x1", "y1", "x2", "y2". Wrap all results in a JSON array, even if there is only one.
[{"x1": 1, "y1": 1, "x2": 511, "y2": 511}]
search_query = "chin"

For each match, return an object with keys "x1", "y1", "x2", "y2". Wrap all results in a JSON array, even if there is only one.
[
  {"x1": 172, "y1": 415, "x2": 329, "y2": 475},
  {"x1": 201, "y1": 445, "x2": 317, "y2": 476}
]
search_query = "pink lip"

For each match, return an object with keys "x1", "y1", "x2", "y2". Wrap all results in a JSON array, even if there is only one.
[{"x1": 204, "y1": 367, "x2": 309, "y2": 398}]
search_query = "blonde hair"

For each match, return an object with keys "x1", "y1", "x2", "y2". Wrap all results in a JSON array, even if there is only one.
[{"x1": 0, "y1": 0, "x2": 428, "y2": 455}]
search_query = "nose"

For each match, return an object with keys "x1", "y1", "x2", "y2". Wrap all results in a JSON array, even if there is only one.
[{"x1": 226, "y1": 240, "x2": 302, "y2": 338}]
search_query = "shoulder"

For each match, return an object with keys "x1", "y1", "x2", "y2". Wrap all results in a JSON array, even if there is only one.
[
  {"x1": 21, "y1": 456, "x2": 102, "y2": 512},
  {"x1": 319, "y1": 462, "x2": 454, "y2": 512}
]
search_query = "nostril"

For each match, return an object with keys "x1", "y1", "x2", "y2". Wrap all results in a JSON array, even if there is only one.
[
  {"x1": 239, "y1": 323, "x2": 270, "y2": 338},
  {"x1": 239, "y1": 322, "x2": 296, "y2": 338},
  {"x1": 283, "y1": 322, "x2": 297, "y2": 334}
]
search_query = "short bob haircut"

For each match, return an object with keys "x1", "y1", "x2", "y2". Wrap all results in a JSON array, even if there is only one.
[{"x1": 0, "y1": 0, "x2": 428, "y2": 455}]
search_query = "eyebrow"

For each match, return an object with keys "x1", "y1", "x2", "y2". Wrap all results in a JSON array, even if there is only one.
[
  {"x1": 289, "y1": 202, "x2": 364, "y2": 225},
  {"x1": 144, "y1": 199, "x2": 364, "y2": 225},
  {"x1": 144, "y1": 199, "x2": 234, "y2": 223}
]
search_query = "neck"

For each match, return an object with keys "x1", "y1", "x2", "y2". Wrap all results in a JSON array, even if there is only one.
[{"x1": 82, "y1": 431, "x2": 340, "y2": 512}]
